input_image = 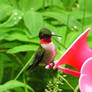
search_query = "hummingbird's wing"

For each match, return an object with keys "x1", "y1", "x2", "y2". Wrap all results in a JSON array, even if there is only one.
[{"x1": 27, "y1": 46, "x2": 45, "y2": 70}]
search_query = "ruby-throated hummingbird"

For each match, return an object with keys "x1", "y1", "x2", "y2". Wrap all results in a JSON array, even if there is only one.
[{"x1": 27, "y1": 28, "x2": 61, "y2": 70}]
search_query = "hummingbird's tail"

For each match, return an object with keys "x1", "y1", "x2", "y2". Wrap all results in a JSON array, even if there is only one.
[
  {"x1": 26, "y1": 64, "x2": 36, "y2": 71},
  {"x1": 26, "y1": 62, "x2": 39, "y2": 71}
]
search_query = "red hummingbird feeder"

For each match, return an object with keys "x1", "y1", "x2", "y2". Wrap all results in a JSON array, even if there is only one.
[{"x1": 46, "y1": 28, "x2": 92, "y2": 77}]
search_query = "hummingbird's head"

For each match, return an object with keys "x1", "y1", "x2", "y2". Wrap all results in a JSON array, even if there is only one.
[{"x1": 39, "y1": 28, "x2": 61, "y2": 44}]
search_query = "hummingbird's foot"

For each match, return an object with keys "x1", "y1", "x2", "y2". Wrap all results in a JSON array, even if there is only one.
[{"x1": 45, "y1": 62, "x2": 55, "y2": 69}]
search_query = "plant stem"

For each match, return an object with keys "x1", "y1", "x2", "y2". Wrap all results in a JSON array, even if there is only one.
[
  {"x1": 43, "y1": 0, "x2": 45, "y2": 10},
  {"x1": 12, "y1": 54, "x2": 24, "y2": 66},
  {"x1": 82, "y1": 0, "x2": 86, "y2": 32},
  {"x1": 0, "y1": 49, "x2": 7, "y2": 52},
  {"x1": 59, "y1": 75, "x2": 75, "y2": 91},
  {"x1": 15, "y1": 54, "x2": 34, "y2": 80},
  {"x1": 64, "y1": 14, "x2": 70, "y2": 44},
  {"x1": 74, "y1": 85, "x2": 79, "y2": 92}
]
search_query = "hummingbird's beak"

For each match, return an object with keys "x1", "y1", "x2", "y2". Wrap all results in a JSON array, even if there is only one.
[{"x1": 51, "y1": 33, "x2": 62, "y2": 38}]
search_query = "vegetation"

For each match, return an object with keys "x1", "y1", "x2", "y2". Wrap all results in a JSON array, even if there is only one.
[{"x1": 0, "y1": 0, "x2": 92, "y2": 92}]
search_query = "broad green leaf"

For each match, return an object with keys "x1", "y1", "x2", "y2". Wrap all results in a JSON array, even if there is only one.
[
  {"x1": 42, "y1": 12, "x2": 82, "y2": 30},
  {"x1": 0, "y1": 42, "x2": 21, "y2": 49},
  {"x1": 0, "y1": 54, "x2": 10, "y2": 83},
  {"x1": 62, "y1": 0, "x2": 76, "y2": 9},
  {"x1": 88, "y1": 41, "x2": 92, "y2": 48},
  {"x1": 0, "y1": 28, "x2": 16, "y2": 41},
  {"x1": 24, "y1": 10, "x2": 43, "y2": 37},
  {"x1": 65, "y1": 31, "x2": 81, "y2": 48},
  {"x1": 0, "y1": 33, "x2": 8, "y2": 40},
  {"x1": 69, "y1": 15, "x2": 82, "y2": 30},
  {"x1": 55, "y1": 27, "x2": 67, "y2": 45},
  {"x1": 0, "y1": 0, "x2": 9, "y2": 5},
  {"x1": 0, "y1": 10, "x2": 23, "y2": 27},
  {"x1": 0, "y1": 5, "x2": 13, "y2": 21},
  {"x1": 19, "y1": 0, "x2": 43, "y2": 11},
  {"x1": 79, "y1": 0, "x2": 92, "y2": 13},
  {"x1": 4, "y1": 32, "x2": 31, "y2": 42},
  {"x1": 7, "y1": 44, "x2": 39, "y2": 53},
  {"x1": 42, "y1": 11, "x2": 67, "y2": 24},
  {"x1": 4, "y1": 31, "x2": 39, "y2": 43},
  {"x1": 0, "y1": 80, "x2": 34, "y2": 92},
  {"x1": 13, "y1": 87, "x2": 25, "y2": 92},
  {"x1": 8, "y1": 0, "x2": 18, "y2": 8},
  {"x1": 70, "y1": 9, "x2": 92, "y2": 26},
  {"x1": 46, "y1": 0, "x2": 64, "y2": 8},
  {"x1": 43, "y1": 22, "x2": 58, "y2": 34},
  {"x1": 0, "y1": 54, "x2": 4, "y2": 84},
  {"x1": 70, "y1": 8, "x2": 92, "y2": 20}
]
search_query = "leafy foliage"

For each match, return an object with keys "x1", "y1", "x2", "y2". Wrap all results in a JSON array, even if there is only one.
[{"x1": 0, "y1": 0, "x2": 92, "y2": 92}]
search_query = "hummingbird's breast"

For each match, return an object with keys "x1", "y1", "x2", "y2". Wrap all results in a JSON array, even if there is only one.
[{"x1": 41, "y1": 42, "x2": 56, "y2": 64}]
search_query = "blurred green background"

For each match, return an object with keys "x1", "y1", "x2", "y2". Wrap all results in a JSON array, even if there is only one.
[{"x1": 0, "y1": 0, "x2": 92, "y2": 92}]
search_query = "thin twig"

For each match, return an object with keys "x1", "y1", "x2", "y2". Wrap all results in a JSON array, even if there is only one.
[
  {"x1": 0, "y1": 49, "x2": 7, "y2": 53},
  {"x1": 11, "y1": 54, "x2": 24, "y2": 66},
  {"x1": 59, "y1": 75, "x2": 75, "y2": 91},
  {"x1": 0, "y1": 49, "x2": 24, "y2": 66},
  {"x1": 15, "y1": 54, "x2": 34, "y2": 80},
  {"x1": 82, "y1": 0, "x2": 86, "y2": 32},
  {"x1": 74, "y1": 85, "x2": 79, "y2": 92}
]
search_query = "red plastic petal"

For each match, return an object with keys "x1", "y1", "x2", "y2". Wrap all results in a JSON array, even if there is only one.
[{"x1": 54, "y1": 28, "x2": 92, "y2": 71}]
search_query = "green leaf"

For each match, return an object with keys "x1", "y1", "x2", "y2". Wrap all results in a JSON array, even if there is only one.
[
  {"x1": 69, "y1": 15, "x2": 82, "y2": 30},
  {"x1": 46, "y1": 0, "x2": 64, "y2": 8},
  {"x1": 62, "y1": 0, "x2": 76, "y2": 9},
  {"x1": 42, "y1": 12, "x2": 82, "y2": 30},
  {"x1": 65, "y1": 31, "x2": 81, "y2": 48},
  {"x1": 0, "y1": 80, "x2": 34, "y2": 92},
  {"x1": 8, "y1": 0, "x2": 18, "y2": 8},
  {"x1": 79, "y1": 0, "x2": 92, "y2": 13},
  {"x1": 0, "y1": 42, "x2": 21, "y2": 49},
  {"x1": 4, "y1": 32, "x2": 31, "y2": 42},
  {"x1": 7, "y1": 44, "x2": 39, "y2": 53},
  {"x1": 88, "y1": 41, "x2": 92, "y2": 48},
  {"x1": 42, "y1": 11, "x2": 67, "y2": 24},
  {"x1": 0, "y1": 54, "x2": 4, "y2": 84},
  {"x1": 0, "y1": 0, "x2": 9, "y2": 5},
  {"x1": 0, "y1": 10, "x2": 23, "y2": 27},
  {"x1": 24, "y1": 10, "x2": 43, "y2": 37},
  {"x1": 0, "y1": 5, "x2": 13, "y2": 21},
  {"x1": 43, "y1": 22, "x2": 57, "y2": 33},
  {"x1": 0, "y1": 54, "x2": 10, "y2": 84},
  {"x1": 70, "y1": 8, "x2": 92, "y2": 20},
  {"x1": 19, "y1": 0, "x2": 43, "y2": 11},
  {"x1": 13, "y1": 87, "x2": 25, "y2": 92},
  {"x1": 55, "y1": 27, "x2": 67, "y2": 45},
  {"x1": 15, "y1": 54, "x2": 35, "y2": 80}
]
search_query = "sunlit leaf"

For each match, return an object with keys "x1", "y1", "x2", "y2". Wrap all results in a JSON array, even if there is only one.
[
  {"x1": 7, "y1": 44, "x2": 39, "y2": 53},
  {"x1": 0, "y1": 80, "x2": 34, "y2": 92},
  {"x1": 0, "y1": 10, "x2": 23, "y2": 27},
  {"x1": 0, "y1": 5, "x2": 13, "y2": 21},
  {"x1": 19, "y1": 0, "x2": 43, "y2": 11},
  {"x1": 24, "y1": 10, "x2": 43, "y2": 37}
]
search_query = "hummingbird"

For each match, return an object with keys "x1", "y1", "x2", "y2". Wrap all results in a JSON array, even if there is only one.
[{"x1": 27, "y1": 28, "x2": 61, "y2": 70}]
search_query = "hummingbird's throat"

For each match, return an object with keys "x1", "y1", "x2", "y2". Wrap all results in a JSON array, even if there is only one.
[{"x1": 40, "y1": 37, "x2": 52, "y2": 44}]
